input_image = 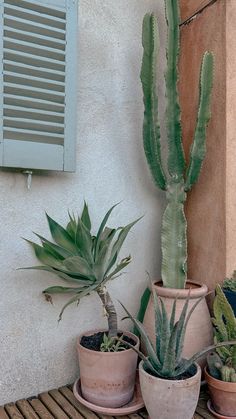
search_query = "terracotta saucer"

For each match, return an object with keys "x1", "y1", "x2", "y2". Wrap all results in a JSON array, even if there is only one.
[
  {"x1": 207, "y1": 400, "x2": 236, "y2": 419},
  {"x1": 73, "y1": 374, "x2": 144, "y2": 416}
]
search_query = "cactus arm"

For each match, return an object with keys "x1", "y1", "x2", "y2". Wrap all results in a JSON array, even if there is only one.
[
  {"x1": 185, "y1": 52, "x2": 214, "y2": 191},
  {"x1": 141, "y1": 14, "x2": 167, "y2": 191},
  {"x1": 161, "y1": 182, "x2": 187, "y2": 289},
  {"x1": 165, "y1": 0, "x2": 185, "y2": 179}
]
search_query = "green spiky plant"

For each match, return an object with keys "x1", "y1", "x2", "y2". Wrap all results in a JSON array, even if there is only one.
[
  {"x1": 223, "y1": 271, "x2": 236, "y2": 293},
  {"x1": 207, "y1": 285, "x2": 236, "y2": 382},
  {"x1": 22, "y1": 203, "x2": 140, "y2": 342},
  {"x1": 141, "y1": 0, "x2": 214, "y2": 289},
  {"x1": 120, "y1": 289, "x2": 236, "y2": 379}
]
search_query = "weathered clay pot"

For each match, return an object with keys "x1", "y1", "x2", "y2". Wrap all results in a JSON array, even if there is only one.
[
  {"x1": 139, "y1": 361, "x2": 201, "y2": 419},
  {"x1": 143, "y1": 281, "x2": 213, "y2": 365},
  {"x1": 205, "y1": 368, "x2": 236, "y2": 416},
  {"x1": 77, "y1": 330, "x2": 139, "y2": 408}
]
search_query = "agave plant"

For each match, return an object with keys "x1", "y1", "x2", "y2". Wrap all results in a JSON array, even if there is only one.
[
  {"x1": 207, "y1": 285, "x2": 236, "y2": 382},
  {"x1": 141, "y1": 0, "x2": 214, "y2": 288},
  {"x1": 23, "y1": 203, "x2": 140, "y2": 338},
  {"x1": 120, "y1": 289, "x2": 236, "y2": 379}
]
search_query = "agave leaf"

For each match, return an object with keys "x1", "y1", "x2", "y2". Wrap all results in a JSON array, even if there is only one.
[
  {"x1": 106, "y1": 217, "x2": 142, "y2": 273},
  {"x1": 21, "y1": 265, "x2": 93, "y2": 285},
  {"x1": 81, "y1": 201, "x2": 91, "y2": 231},
  {"x1": 62, "y1": 256, "x2": 95, "y2": 280},
  {"x1": 170, "y1": 297, "x2": 177, "y2": 332},
  {"x1": 94, "y1": 203, "x2": 120, "y2": 258},
  {"x1": 153, "y1": 290, "x2": 163, "y2": 360},
  {"x1": 46, "y1": 214, "x2": 78, "y2": 253},
  {"x1": 66, "y1": 212, "x2": 77, "y2": 241},
  {"x1": 43, "y1": 286, "x2": 82, "y2": 294},
  {"x1": 159, "y1": 298, "x2": 170, "y2": 364},
  {"x1": 174, "y1": 293, "x2": 190, "y2": 363},
  {"x1": 119, "y1": 301, "x2": 161, "y2": 368},
  {"x1": 58, "y1": 282, "x2": 99, "y2": 321},
  {"x1": 161, "y1": 322, "x2": 179, "y2": 377},
  {"x1": 24, "y1": 240, "x2": 64, "y2": 269},
  {"x1": 133, "y1": 287, "x2": 151, "y2": 337},
  {"x1": 98, "y1": 228, "x2": 116, "y2": 254},
  {"x1": 76, "y1": 219, "x2": 93, "y2": 265},
  {"x1": 34, "y1": 233, "x2": 73, "y2": 259},
  {"x1": 105, "y1": 256, "x2": 131, "y2": 281}
]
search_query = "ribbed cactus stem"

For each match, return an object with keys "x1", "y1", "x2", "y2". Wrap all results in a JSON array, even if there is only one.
[{"x1": 141, "y1": 0, "x2": 214, "y2": 289}]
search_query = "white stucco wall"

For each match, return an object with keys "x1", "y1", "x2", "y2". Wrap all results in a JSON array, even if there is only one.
[{"x1": 0, "y1": 0, "x2": 165, "y2": 404}]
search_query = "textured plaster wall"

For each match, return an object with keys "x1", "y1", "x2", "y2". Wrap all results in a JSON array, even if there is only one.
[{"x1": 0, "y1": 0, "x2": 165, "y2": 404}]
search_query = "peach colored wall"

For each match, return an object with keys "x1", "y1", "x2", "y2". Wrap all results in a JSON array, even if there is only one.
[
  {"x1": 179, "y1": 1, "x2": 227, "y2": 289},
  {"x1": 226, "y1": 1, "x2": 236, "y2": 276},
  {"x1": 180, "y1": 0, "x2": 213, "y2": 22}
]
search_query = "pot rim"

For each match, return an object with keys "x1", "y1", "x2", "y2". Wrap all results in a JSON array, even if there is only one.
[
  {"x1": 139, "y1": 360, "x2": 201, "y2": 385},
  {"x1": 205, "y1": 367, "x2": 236, "y2": 392},
  {"x1": 77, "y1": 329, "x2": 139, "y2": 356},
  {"x1": 153, "y1": 280, "x2": 208, "y2": 299}
]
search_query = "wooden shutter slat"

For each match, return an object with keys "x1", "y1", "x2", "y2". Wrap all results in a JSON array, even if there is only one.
[
  {"x1": 4, "y1": 72, "x2": 65, "y2": 90},
  {"x1": 5, "y1": 0, "x2": 66, "y2": 18},
  {"x1": 4, "y1": 38, "x2": 65, "y2": 61},
  {"x1": 5, "y1": 3, "x2": 66, "y2": 26},
  {"x1": 4, "y1": 26, "x2": 66, "y2": 49},
  {"x1": 4, "y1": 16, "x2": 66, "y2": 38},
  {"x1": 4, "y1": 95, "x2": 65, "y2": 112},
  {"x1": 4, "y1": 61, "x2": 65, "y2": 80}
]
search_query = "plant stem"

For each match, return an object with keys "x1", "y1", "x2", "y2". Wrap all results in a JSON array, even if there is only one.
[{"x1": 97, "y1": 286, "x2": 118, "y2": 337}]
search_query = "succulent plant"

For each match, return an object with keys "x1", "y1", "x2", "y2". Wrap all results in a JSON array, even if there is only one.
[
  {"x1": 223, "y1": 271, "x2": 236, "y2": 292},
  {"x1": 120, "y1": 289, "x2": 236, "y2": 379},
  {"x1": 141, "y1": 0, "x2": 214, "y2": 288},
  {"x1": 207, "y1": 285, "x2": 236, "y2": 382},
  {"x1": 22, "y1": 203, "x2": 140, "y2": 339}
]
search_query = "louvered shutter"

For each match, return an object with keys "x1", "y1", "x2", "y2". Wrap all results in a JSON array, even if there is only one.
[{"x1": 0, "y1": 0, "x2": 78, "y2": 172}]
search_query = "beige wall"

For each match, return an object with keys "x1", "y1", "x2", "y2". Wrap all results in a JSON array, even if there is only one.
[{"x1": 0, "y1": 0, "x2": 165, "y2": 404}]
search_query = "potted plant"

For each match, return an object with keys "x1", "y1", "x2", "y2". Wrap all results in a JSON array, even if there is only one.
[
  {"x1": 120, "y1": 290, "x2": 236, "y2": 419},
  {"x1": 140, "y1": 0, "x2": 214, "y2": 359},
  {"x1": 23, "y1": 203, "x2": 141, "y2": 408},
  {"x1": 206, "y1": 285, "x2": 236, "y2": 417},
  {"x1": 222, "y1": 271, "x2": 236, "y2": 315}
]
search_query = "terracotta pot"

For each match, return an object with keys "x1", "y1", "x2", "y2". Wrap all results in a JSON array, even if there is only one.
[
  {"x1": 139, "y1": 360, "x2": 201, "y2": 419},
  {"x1": 143, "y1": 281, "x2": 213, "y2": 366},
  {"x1": 77, "y1": 330, "x2": 139, "y2": 408},
  {"x1": 205, "y1": 368, "x2": 236, "y2": 416}
]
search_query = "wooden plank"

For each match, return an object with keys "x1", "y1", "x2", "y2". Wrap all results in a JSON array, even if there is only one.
[
  {"x1": 0, "y1": 407, "x2": 9, "y2": 419},
  {"x1": 4, "y1": 403, "x2": 24, "y2": 419},
  {"x1": 195, "y1": 406, "x2": 215, "y2": 419},
  {"x1": 39, "y1": 392, "x2": 69, "y2": 419},
  {"x1": 59, "y1": 387, "x2": 99, "y2": 419},
  {"x1": 49, "y1": 389, "x2": 83, "y2": 419},
  {"x1": 16, "y1": 400, "x2": 39, "y2": 419},
  {"x1": 29, "y1": 399, "x2": 54, "y2": 419}
]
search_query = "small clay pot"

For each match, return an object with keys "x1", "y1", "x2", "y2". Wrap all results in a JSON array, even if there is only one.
[
  {"x1": 143, "y1": 280, "x2": 213, "y2": 366},
  {"x1": 205, "y1": 368, "x2": 236, "y2": 417},
  {"x1": 139, "y1": 361, "x2": 201, "y2": 419},
  {"x1": 77, "y1": 330, "x2": 139, "y2": 408}
]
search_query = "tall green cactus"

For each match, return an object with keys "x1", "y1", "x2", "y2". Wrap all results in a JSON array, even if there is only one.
[{"x1": 141, "y1": 0, "x2": 214, "y2": 288}]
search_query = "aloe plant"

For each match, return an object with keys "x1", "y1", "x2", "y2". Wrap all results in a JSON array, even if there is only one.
[
  {"x1": 120, "y1": 290, "x2": 236, "y2": 379},
  {"x1": 22, "y1": 203, "x2": 140, "y2": 338},
  {"x1": 207, "y1": 285, "x2": 236, "y2": 382},
  {"x1": 141, "y1": 0, "x2": 214, "y2": 288}
]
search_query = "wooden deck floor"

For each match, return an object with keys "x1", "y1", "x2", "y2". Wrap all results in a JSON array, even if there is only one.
[{"x1": 0, "y1": 386, "x2": 214, "y2": 419}]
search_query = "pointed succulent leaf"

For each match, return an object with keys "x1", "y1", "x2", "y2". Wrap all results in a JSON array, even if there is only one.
[
  {"x1": 34, "y1": 233, "x2": 73, "y2": 259},
  {"x1": 159, "y1": 298, "x2": 171, "y2": 363},
  {"x1": 46, "y1": 214, "x2": 78, "y2": 253},
  {"x1": 24, "y1": 240, "x2": 64, "y2": 269},
  {"x1": 66, "y1": 212, "x2": 77, "y2": 241},
  {"x1": 62, "y1": 256, "x2": 95, "y2": 280},
  {"x1": 141, "y1": 13, "x2": 167, "y2": 191},
  {"x1": 161, "y1": 322, "x2": 179, "y2": 377},
  {"x1": 43, "y1": 286, "x2": 82, "y2": 294},
  {"x1": 133, "y1": 287, "x2": 151, "y2": 337},
  {"x1": 165, "y1": 0, "x2": 185, "y2": 178},
  {"x1": 105, "y1": 256, "x2": 131, "y2": 281},
  {"x1": 81, "y1": 201, "x2": 92, "y2": 231},
  {"x1": 76, "y1": 218, "x2": 93, "y2": 265},
  {"x1": 58, "y1": 282, "x2": 99, "y2": 321},
  {"x1": 153, "y1": 290, "x2": 163, "y2": 359},
  {"x1": 21, "y1": 265, "x2": 93, "y2": 285},
  {"x1": 185, "y1": 52, "x2": 214, "y2": 191},
  {"x1": 94, "y1": 203, "x2": 120, "y2": 258}
]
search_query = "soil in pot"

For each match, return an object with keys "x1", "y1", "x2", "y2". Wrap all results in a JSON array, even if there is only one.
[
  {"x1": 80, "y1": 331, "x2": 136, "y2": 351},
  {"x1": 143, "y1": 281, "x2": 213, "y2": 366},
  {"x1": 77, "y1": 330, "x2": 139, "y2": 409}
]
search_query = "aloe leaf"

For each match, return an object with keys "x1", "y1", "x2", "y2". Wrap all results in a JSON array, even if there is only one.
[
  {"x1": 161, "y1": 323, "x2": 179, "y2": 377},
  {"x1": 159, "y1": 298, "x2": 170, "y2": 363},
  {"x1": 94, "y1": 203, "x2": 120, "y2": 258},
  {"x1": 119, "y1": 300, "x2": 161, "y2": 368},
  {"x1": 170, "y1": 297, "x2": 177, "y2": 332},
  {"x1": 153, "y1": 290, "x2": 163, "y2": 359},
  {"x1": 175, "y1": 293, "x2": 190, "y2": 362},
  {"x1": 46, "y1": 214, "x2": 78, "y2": 253},
  {"x1": 81, "y1": 201, "x2": 91, "y2": 231}
]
